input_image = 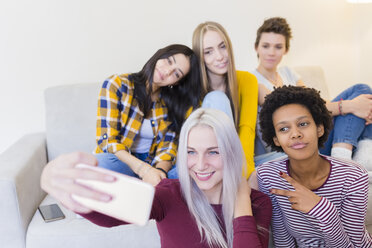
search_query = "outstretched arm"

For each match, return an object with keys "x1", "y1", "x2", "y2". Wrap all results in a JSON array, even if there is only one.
[{"x1": 40, "y1": 152, "x2": 115, "y2": 214}]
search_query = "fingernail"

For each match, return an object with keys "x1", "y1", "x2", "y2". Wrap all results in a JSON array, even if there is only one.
[
  {"x1": 279, "y1": 171, "x2": 283, "y2": 176},
  {"x1": 100, "y1": 194, "x2": 112, "y2": 202},
  {"x1": 105, "y1": 175, "x2": 116, "y2": 182},
  {"x1": 269, "y1": 189, "x2": 273, "y2": 193}
]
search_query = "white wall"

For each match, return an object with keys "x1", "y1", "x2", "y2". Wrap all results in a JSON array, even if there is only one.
[
  {"x1": 351, "y1": 3, "x2": 372, "y2": 84},
  {"x1": 0, "y1": 0, "x2": 371, "y2": 154}
]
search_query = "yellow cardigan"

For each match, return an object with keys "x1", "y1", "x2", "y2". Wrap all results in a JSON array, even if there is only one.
[{"x1": 236, "y1": 71, "x2": 258, "y2": 178}]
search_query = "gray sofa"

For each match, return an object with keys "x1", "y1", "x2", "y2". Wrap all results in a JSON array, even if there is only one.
[
  {"x1": 0, "y1": 83, "x2": 161, "y2": 248},
  {"x1": 0, "y1": 67, "x2": 371, "y2": 248}
]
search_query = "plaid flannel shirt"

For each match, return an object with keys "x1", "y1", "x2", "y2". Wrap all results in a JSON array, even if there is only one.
[{"x1": 95, "y1": 74, "x2": 177, "y2": 165}]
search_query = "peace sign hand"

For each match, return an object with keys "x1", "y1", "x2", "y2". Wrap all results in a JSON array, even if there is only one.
[{"x1": 270, "y1": 172, "x2": 321, "y2": 213}]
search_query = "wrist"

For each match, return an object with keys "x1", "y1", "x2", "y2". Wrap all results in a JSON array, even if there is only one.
[
  {"x1": 155, "y1": 167, "x2": 168, "y2": 178},
  {"x1": 234, "y1": 205, "x2": 253, "y2": 218},
  {"x1": 341, "y1": 99, "x2": 352, "y2": 115},
  {"x1": 338, "y1": 99, "x2": 344, "y2": 116},
  {"x1": 138, "y1": 163, "x2": 151, "y2": 179}
]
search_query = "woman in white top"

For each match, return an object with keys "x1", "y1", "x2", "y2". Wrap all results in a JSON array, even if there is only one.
[{"x1": 253, "y1": 17, "x2": 372, "y2": 167}]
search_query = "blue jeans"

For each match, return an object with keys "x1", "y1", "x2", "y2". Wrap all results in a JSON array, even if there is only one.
[
  {"x1": 95, "y1": 153, "x2": 178, "y2": 179},
  {"x1": 319, "y1": 84, "x2": 372, "y2": 155},
  {"x1": 254, "y1": 152, "x2": 288, "y2": 167},
  {"x1": 201, "y1": 91, "x2": 234, "y2": 120}
]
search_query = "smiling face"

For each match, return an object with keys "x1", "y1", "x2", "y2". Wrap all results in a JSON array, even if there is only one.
[
  {"x1": 256, "y1": 32, "x2": 287, "y2": 71},
  {"x1": 187, "y1": 124, "x2": 223, "y2": 204},
  {"x1": 152, "y1": 53, "x2": 190, "y2": 88},
  {"x1": 272, "y1": 104, "x2": 324, "y2": 161},
  {"x1": 202, "y1": 30, "x2": 229, "y2": 77}
]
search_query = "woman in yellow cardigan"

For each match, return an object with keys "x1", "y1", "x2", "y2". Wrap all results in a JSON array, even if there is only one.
[{"x1": 192, "y1": 21, "x2": 259, "y2": 178}]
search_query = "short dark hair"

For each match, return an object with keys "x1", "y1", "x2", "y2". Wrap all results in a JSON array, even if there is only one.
[
  {"x1": 130, "y1": 44, "x2": 202, "y2": 133},
  {"x1": 259, "y1": 85, "x2": 333, "y2": 152},
  {"x1": 255, "y1": 17, "x2": 292, "y2": 52}
]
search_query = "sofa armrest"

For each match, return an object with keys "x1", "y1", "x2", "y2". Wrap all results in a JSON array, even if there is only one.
[{"x1": 0, "y1": 133, "x2": 48, "y2": 248}]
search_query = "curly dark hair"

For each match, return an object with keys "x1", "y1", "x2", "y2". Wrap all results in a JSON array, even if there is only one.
[
  {"x1": 255, "y1": 17, "x2": 292, "y2": 52},
  {"x1": 259, "y1": 85, "x2": 333, "y2": 152}
]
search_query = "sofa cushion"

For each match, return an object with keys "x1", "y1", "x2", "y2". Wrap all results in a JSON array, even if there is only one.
[
  {"x1": 293, "y1": 66, "x2": 330, "y2": 100},
  {"x1": 45, "y1": 83, "x2": 101, "y2": 161},
  {"x1": 26, "y1": 195, "x2": 160, "y2": 248}
]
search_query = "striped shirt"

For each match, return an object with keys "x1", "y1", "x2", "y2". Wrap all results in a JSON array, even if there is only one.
[
  {"x1": 257, "y1": 155, "x2": 372, "y2": 247},
  {"x1": 95, "y1": 74, "x2": 177, "y2": 165}
]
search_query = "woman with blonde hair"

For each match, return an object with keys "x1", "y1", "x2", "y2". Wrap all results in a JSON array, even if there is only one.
[
  {"x1": 41, "y1": 108, "x2": 272, "y2": 247},
  {"x1": 193, "y1": 21, "x2": 259, "y2": 178}
]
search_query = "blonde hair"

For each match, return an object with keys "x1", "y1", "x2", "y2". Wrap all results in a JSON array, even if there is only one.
[
  {"x1": 177, "y1": 108, "x2": 245, "y2": 248},
  {"x1": 192, "y1": 22, "x2": 239, "y2": 127}
]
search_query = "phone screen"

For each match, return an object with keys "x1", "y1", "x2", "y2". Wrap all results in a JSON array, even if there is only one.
[{"x1": 38, "y1": 204, "x2": 65, "y2": 222}]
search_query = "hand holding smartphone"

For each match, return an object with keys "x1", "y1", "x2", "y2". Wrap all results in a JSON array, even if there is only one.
[{"x1": 71, "y1": 164, "x2": 155, "y2": 226}]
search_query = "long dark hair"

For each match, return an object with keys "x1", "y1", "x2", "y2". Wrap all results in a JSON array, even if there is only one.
[{"x1": 129, "y1": 44, "x2": 202, "y2": 133}]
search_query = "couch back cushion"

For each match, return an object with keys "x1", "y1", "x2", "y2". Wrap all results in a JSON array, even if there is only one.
[
  {"x1": 293, "y1": 66, "x2": 330, "y2": 100},
  {"x1": 44, "y1": 83, "x2": 101, "y2": 161}
]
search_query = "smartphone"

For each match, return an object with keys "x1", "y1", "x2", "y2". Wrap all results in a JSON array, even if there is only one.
[
  {"x1": 38, "y1": 204, "x2": 65, "y2": 223},
  {"x1": 72, "y1": 164, "x2": 155, "y2": 226}
]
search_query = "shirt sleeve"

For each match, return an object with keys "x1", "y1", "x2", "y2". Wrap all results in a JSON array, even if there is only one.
[
  {"x1": 96, "y1": 75, "x2": 130, "y2": 153},
  {"x1": 232, "y1": 216, "x2": 262, "y2": 248},
  {"x1": 236, "y1": 71, "x2": 258, "y2": 178},
  {"x1": 152, "y1": 112, "x2": 177, "y2": 165},
  {"x1": 79, "y1": 211, "x2": 128, "y2": 227},
  {"x1": 257, "y1": 168, "x2": 297, "y2": 247},
  {"x1": 307, "y1": 172, "x2": 372, "y2": 247}
]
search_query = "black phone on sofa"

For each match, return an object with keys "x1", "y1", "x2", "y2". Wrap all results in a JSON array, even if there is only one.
[{"x1": 38, "y1": 204, "x2": 65, "y2": 222}]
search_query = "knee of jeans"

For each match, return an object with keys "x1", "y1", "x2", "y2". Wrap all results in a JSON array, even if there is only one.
[
  {"x1": 353, "y1": 84, "x2": 372, "y2": 94},
  {"x1": 202, "y1": 91, "x2": 233, "y2": 120},
  {"x1": 203, "y1": 91, "x2": 229, "y2": 104},
  {"x1": 95, "y1": 153, "x2": 118, "y2": 167}
]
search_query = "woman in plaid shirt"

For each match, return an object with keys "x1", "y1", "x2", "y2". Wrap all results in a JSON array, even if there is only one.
[{"x1": 95, "y1": 44, "x2": 202, "y2": 186}]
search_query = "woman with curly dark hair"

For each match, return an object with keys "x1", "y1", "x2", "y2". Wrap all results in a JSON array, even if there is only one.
[{"x1": 256, "y1": 85, "x2": 372, "y2": 247}]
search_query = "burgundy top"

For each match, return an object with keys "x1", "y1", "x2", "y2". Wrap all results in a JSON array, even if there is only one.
[{"x1": 81, "y1": 179, "x2": 272, "y2": 248}]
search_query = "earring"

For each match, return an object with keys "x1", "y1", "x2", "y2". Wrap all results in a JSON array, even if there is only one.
[{"x1": 169, "y1": 85, "x2": 173, "y2": 89}]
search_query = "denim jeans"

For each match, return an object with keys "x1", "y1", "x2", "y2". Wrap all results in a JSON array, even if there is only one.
[
  {"x1": 319, "y1": 84, "x2": 372, "y2": 155},
  {"x1": 201, "y1": 91, "x2": 234, "y2": 120},
  {"x1": 95, "y1": 152, "x2": 178, "y2": 179},
  {"x1": 254, "y1": 151, "x2": 288, "y2": 167}
]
